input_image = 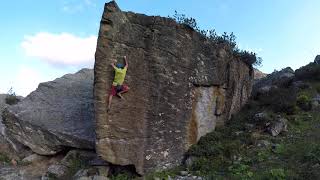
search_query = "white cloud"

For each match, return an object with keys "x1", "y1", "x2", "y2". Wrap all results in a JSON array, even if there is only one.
[
  {"x1": 62, "y1": 0, "x2": 96, "y2": 13},
  {"x1": 21, "y1": 32, "x2": 97, "y2": 66},
  {"x1": 237, "y1": 43, "x2": 263, "y2": 54},
  {"x1": 12, "y1": 66, "x2": 45, "y2": 97}
]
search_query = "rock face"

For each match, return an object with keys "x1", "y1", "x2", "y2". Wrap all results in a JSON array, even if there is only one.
[
  {"x1": 2, "y1": 69, "x2": 95, "y2": 155},
  {"x1": 94, "y1": 1, "x2": 253, "y2": 174}
]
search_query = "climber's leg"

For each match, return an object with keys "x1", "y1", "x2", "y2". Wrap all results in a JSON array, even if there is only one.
[
  {"x1": 117, "y1": 85, "x2": 129, "y2": 99},
  {"x1": 107, "y1": 85, "x2": 117, "y2": 111}
]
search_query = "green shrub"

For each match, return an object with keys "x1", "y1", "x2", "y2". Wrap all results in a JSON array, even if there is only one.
[
  {"x1": 110, "y1": 173, "x2": 131, "y2": 180},
  {"x1": 67, "y1": 158, "x2": 88, "y2": 177},
  {"x1": 304, "y1": 144, "x2": 320, "y2": 164},
  {"x1": 270, "y1": 168, "x2": 286, "y2": 180},
  {"x1": 0, "y1": 153, "x2": 10, "y2": 164},
  {"x1": 5, "y1": 88, "x2": 20, "y2": 105},
  {"x1": 297, "y1": 94, "x2": 312, "y2": 111},
  {"x1": 272, "y1": 144, "x2": 286, "y2": 155},
  {"x1": 228, "y1": 163, "x2": 253, "y2": 179},
  {"x1": 169, "y1": 11, "x2": 262, "y2": 67}
]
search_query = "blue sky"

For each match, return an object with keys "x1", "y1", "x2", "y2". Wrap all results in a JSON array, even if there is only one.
[{"x1": 0, "y1": 0, "x2": 320, "y2": 96}]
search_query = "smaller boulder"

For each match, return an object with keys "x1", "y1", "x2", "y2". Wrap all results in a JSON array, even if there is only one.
[
  {"x1": 184, "y1": 156, "x2": 196, "y2": 167},
  {"x1": 257, "y1": 140, "x2": 271, "y2": 148},
  {"x1": 267, "y1": 116, "x2": 288, "y2": 136},
  {"x1": 180, "y1": 171, "x2": 189, "y2": 176},
  {"x1": 47, "y1": 164, "x2": 69, "y2": 179},
  {"x1": 311, "y1": 94, "x2": 320, "y2": 110}
]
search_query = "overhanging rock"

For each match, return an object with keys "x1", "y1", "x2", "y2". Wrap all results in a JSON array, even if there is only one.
[{"x1": 94, "y1": 1, "x2": 253, "y2": 175}]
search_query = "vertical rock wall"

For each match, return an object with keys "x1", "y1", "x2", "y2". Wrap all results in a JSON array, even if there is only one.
[{"x1": 94, "y1": 1, "x2": 253, "y2": 174}]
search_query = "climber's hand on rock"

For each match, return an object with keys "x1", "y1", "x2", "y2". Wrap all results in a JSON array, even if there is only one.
[{"x1": 111, "y1": 59, "x2": 117, "y2": 63}]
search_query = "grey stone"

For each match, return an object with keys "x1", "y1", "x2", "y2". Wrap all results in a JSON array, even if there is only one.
[
  {"x1": 174, "y1": 176, "x2": 203, "y2": 180},
  {"x1": 0, "y1": 167, "x2": 23, "y2": 180},
  {"x1": 47, "y1": 164, "x2": 69, "y2": 178},
  {"x1": 73, "y1": 169, "x2": 91, "y2": 179},
  {"x1": 180, "y1": 171, "x2": 188, "y2": 176},
  {"x1": 312, "y1": 101, "x2": 319, "y2": 109},
  {"x1": 22, "y1": 153, "x2": 47, "y2": 163},
  {"x1": 95, "y1": 1, "x2": 253, "y2": 175},
  {"x1": 267, "y1": 117, "x2": 288, "y2": 136},
  {"x1": 185, "y1": 156, "x2": 196, "y2": 167},
  {"x1": 2, "y1": 69, "x2": 95, "y2": 155},
  {"x1": 257, "y1": 140, "x2": 271, "y2": 147},
  {"x1": 96, "y1": 166, "x2": 110, "y2": 177},
  {"x1": 92, "y1": 175, "x2": 109, "y2": 180}
]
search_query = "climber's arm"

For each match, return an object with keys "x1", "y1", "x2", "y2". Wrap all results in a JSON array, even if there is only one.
[
  {"x1": 110, "y1": 59, "x2": 117, "y2": 69},
  {"x1": 124, "y1": 56, "x2": 128, "y2": 68}
]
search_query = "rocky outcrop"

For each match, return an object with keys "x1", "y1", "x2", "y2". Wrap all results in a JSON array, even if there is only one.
[
  {"x1": 253, "y1": 67, "x2": 294, "y2": 95},
  {"x1": 254, "y1": 68, "x2": 267, "y2": 80},
  {"x1": 94, "y1": 1, "x2": 253, "y2": 174},
  {"x1": 0, "y1": 94, "x2": 30, "y2": 159},
  {"x1": 315, "y1": 55, "x2": 320, "y2": 64},
  {"x1": 2, "y1": 69, "x2": 95, "y2": 155}
]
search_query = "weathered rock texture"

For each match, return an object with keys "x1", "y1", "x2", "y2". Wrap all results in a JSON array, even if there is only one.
[
  {"x1": 0, "y1": 94, "x2": 30, "y2": 158},
  {"x1": 2, "y1": 69, "x2": 95, "y2": 155},
  {"x1": 94, "y1": 1, "x2": 254, "y2": 174}
]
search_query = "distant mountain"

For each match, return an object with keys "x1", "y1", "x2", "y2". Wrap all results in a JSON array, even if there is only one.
[{"x1": 254, "y1": 68, "x2": 267, "y2": 80}]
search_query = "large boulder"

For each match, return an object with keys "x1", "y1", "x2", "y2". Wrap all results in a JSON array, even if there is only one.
[
  {"x1": 94, "y1": 1, "x2": 254, "y2": 174},
  {"x1": 2, "y1": 69, "x2": 95, "y2": 155}
]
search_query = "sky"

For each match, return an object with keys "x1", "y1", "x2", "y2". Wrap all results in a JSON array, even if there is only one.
[{"x1": 0, "y1": 0, "x2": 320, "y2": 96}]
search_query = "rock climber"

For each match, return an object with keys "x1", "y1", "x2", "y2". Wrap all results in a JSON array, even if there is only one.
[{"x1": 107, "y1": 56, "x2": 130, "y2": 111}]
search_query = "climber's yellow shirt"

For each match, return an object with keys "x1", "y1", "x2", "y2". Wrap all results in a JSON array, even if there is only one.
[{"x1": 112, "y1": 67, "x2": 127, "y2": 86}]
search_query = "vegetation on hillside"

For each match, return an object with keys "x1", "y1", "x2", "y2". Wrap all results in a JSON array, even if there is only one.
[
  {"x1": 5, "y1": 87, "x2": 20, "y2": 105},
  {"x1": 169, "y1": 11, "x2": 262, "y2": 67}
]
